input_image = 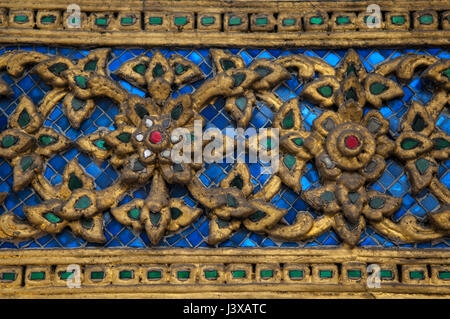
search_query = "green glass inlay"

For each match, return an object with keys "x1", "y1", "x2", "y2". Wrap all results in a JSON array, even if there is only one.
[
  {"x1": 415, "y1": 158, "x2": 429, "y2": 175},
  {"x1": 310, "y1": 16, "x2": 323, "y2": 25},
  {"x1": 232, "y1": 270, "x2": 246, "y2": 278},
  {"x1": 255, "y1": 17, "x2": 268, "y2": 26},
  {"x1": 345, "y1": 87, "x2": 357, "y2": 101},
  {"x1": 1, "y1": 135, "x2": 18, "y2": 148},
  {"x1": 220, "y1": 59, "x2": 235, "y2": 71},
  {"x1": 48, "y1": 62, "x2": 68, "y2": 76},
  {"x1": 345, "y1": 65, "x2": 356, "y2": 77},
  {"x1": 412, "y1": 114, "x2": 426, "y2": 132},
  {"x1": 255, "y1": 66, "x2": 272, "y2": 77},
  {"x1": 289, "y1": 270, "x2": 304, "y2": 279},
  {"x1": 348, "y1": 192, "x2": 359, "y2": 204},
  {"x1": 226, "y1": 194, "x2": 238, "y2": 208},
  {"x1": 134, "y1": 103, "x2": 149, "y2": 118},
  {"x1": 1, "y1": 272, "x2": 16, "y2": 281},
  {"x1": 150, "y1": 212, "x2": 161, "y2": 226},
  {"x1": 391, "y1": 15, "x2": 405, "y2": 25},
  {"x1": 68, "y1": 173, "x2": 83, "y2": 191},
  {"x1": 20, "y1": 155, "x2": 33, "y2": 172},
  {"x1": 177, "y1": 270, "x2": 190, "y2": 280},
  {"x1": 433, "y1": 137, "x2": 450, "y2": 150},
  {"x1": 128, "y1": 208, "x2": 141, "y2": 220},
  {"x1": 43, "y1": 212, "x2": 62, "y2": 223},
  {"x1": 317, "y1": 85, "x2": 333, "y2": 97},
  {"x1": 171, "y1": 103, "x2": 183, "y2": 120},
  {"x1": 292, "y1": 137, "x2": 303, "y2": 146},
  {"x1": 365, "y1": 160, "x2": 378, "y2": 173},
  {"x1": 282, "y1": 109, "x2": 294, "y2": 129},
  {"x1": 232, "y1": 73, "x2": 246, "y2": 87},
  {"x1": 93, "y1": 139, "x2": 108, "y2": 151},
  {"x1": 235, "y1": 96, "x2": 247, "y2": 112},
  {"x1": 230, "y1": 175, "x2": 243, "y2": 190},
  {"x1": 409, "y1": 270, "x2": 425, "y2": 280},
  {"x1": 74, "y1": 196, "x2": 92, "y2": 210},
  {"x1": 38, "y1": 135, "x2": 57, "y2": 146},
  {"x1": 229, "y1": 17, "x2": 242, "y2": 26},
  {"x1": 30, "y1": 272, "x2": 45, "y2": 280},
  {"x1": 438, "y1": 271, "x2": 450, "y2": 280},
  {"x1": 75, "y1": 76, "x2": 87, "y2": 89},
  {"x1": 172, "y1": 163, "x2": 184, "y2": 172},
  {"x1": 347, "y1": 270, "x2": 362, "y2": 279},
  {"x1": 72, "y1": 97, "x2": 86, "y2": 111},
  {"x1": 60, "y1": 271, "x2": 74, "y2": 280},
  {"x1": 14, "y1": 14, "x2": 29, "y2": 23},
  {"x1": 175, "y1": 63, "x2": 189, "y2": 75},
  {"x1": 41, "y1": 15, "x2": 56, "y2": 24},
  {"x1": 419, "y1": 15, "x2": 433, "y2": 24},
  {"x1": 133, "y1": 63, "x2": 147, "y2": 75},
  {"x1": 170, "y1": 207, "x2": 182, "y2": 220},
  {"x1": 119, "y1": 270, "x2": 133, "y2": 280},
  {"x1": 90, "y1": 271, "x2": 104, "y2": 280},
  {"x1": 18, "y1": 109, "x2": 30, "y2": 128},
  {"x1": 133, "y1": 159, "x2": 146, "y2": 172},
  {"x1": 319, "y1": 270, "x2": 333, "y2": 278},
  {"x1": 370, "y1": 82, "x2": 387, "y2": 95},
  {"x1": 201, "y1": 16, "x2": 215, "y2": 25},
  {"x1": 81, "y1": 218, "x2": 94, "y2": 229},
  {"x1": 264, "y1": 137, "x2": 272, "y2": 150},
  {"x1": 260, "y1": 270, "x2": 273, "y2": 278},
  {"x1": 120, "y1": 16, "x2": 135, "y2": 26},
  {"x1": 320, "y1": 191, "x2": 335, "y2": 203},
  {"x1": 117, "y1": 132, "x2": 131, "y2": 143},
  {"x1": 369, "y1": 197, "x2": 386, "y2": 209},
  {"x1": 216, "y1": 219, "x2": 230, "y2": 229},
  {"x1": 282, "y1": 18, "x2": 296, "y2": 26},
  {"x1": 152, "y1": 63, "x2": 164, "y2": 78},
  {"x1": 443, "y1": 68, "x2": 450, "y2": 79},
  {"x1": 380, "y1": 270, "x2": 393, "y2": 279},
  {"x1": 401, "y1": 138, "x2": 422, "y2": 150},
  {"x1": 204, "y1": 270, "x2": 218, "y2": 279},
  {"x1": 174, "y1": 16, "x2": 188, "y2": 26},
  {"x1": 149, "y1": 17, "x2": 163, "y2": 25},
  {"x1": 336, "y1": 16, "x2": 350, "y2": 25},
  {"x1": 283, "y1": 154, "x2": 296, "y2": 170},
  {"x1": 248, "y1": 210, "x2": 267, "y2": 223},
  {"x1": 148, "y1": 270, "x2": 162, "y2": 279},
  {"x1": 84, "y1": 59, "x2": 98, "y2": 72},
  {"x1": 95, "y1": 17, "x2": 108, "y2": 26}
]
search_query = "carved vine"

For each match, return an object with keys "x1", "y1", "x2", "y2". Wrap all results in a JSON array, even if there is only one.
[{"x1": 0, "y1": 48, "x2": 448, "y2": 247}]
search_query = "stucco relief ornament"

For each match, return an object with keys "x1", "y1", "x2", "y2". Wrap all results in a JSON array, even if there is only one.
[{"x1": 0, "y1": 49, "x2": 131, "y2": 241}]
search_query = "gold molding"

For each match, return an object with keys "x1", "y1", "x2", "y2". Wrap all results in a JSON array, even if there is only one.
[
  {"x1": 0, "y1": 248, "x2": 449, "y2": 298},
  {"x1": 0, "y1": 0, "x2": 449, "y2": 47}
]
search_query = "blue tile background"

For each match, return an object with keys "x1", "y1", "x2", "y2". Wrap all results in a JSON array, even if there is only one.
[{"x1": 0, "y1": 46, "x2": 448, "y2": 249}]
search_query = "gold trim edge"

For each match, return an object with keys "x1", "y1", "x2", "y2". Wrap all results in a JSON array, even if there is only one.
[
  {"x1": 0, "y1": 248, "x2": 449, "y2": 298},
  {"x1": 0, "y1": 1, "x2": 449, "y2": 47}
]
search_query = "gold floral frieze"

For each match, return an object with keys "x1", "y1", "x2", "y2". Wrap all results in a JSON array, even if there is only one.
[{"x1": 0, "y1": 48, "x2": 448, "y2": 249}]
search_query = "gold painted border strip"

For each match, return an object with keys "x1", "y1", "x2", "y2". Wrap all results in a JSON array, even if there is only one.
[
  {"x1": 0, "y1": 29, "x2": 450, "y2": 48},
  {"x1": 0, "y1": 248, "x2": 449, "y2": 298},
  {"x1": 1, "y1": 0, "x2": 449, "y2": 11},
  {"x1": 0, "y1": 0, "x2": 449, "y2": 47}
]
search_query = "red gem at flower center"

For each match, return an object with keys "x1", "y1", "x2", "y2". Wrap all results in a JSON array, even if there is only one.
[
  {"x1": 345, "y1": 135, "x2": 360, "y2": 149},
  {"x1": 149, "y1": 131, "x2": 162, "y2": 144}
]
